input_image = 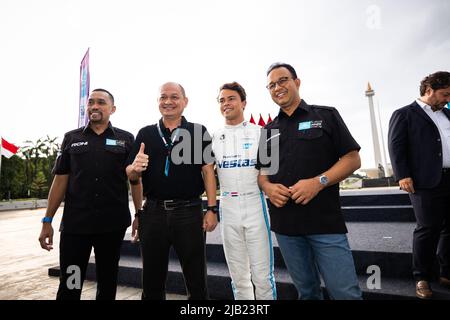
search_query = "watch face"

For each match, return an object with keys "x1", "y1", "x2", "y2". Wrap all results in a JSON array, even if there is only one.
[
  {"x1": 207, "y1": 206, "x2": 218, "y2": 213},
  {"x1": 320, "y1": 176, "x2": 328, "y2": 185}
]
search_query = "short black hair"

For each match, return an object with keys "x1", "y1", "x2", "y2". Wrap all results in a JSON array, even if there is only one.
[
  {"x1": 218, "y1": 82, "x2": 247, "y2": 102},
  {"x1": 177, "y1": 83, "x2": 186, "y2": 97},
  {"x1": 266, "y1": 62, "x2": 298, "y2": 79},
  {"x1": 92, "y1": 88, "x2": 114, "y2": 104},
  {"x1": 420, "y1": 71, "x2": 450, "y2": 96}
]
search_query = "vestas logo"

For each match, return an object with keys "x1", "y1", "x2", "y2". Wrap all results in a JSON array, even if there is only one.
[
  {"x1": 71, "y1": 141, "x2": 88, "y2": 147},
  {"x1": 217, "y1": 158, "x2": 257, "y2": 168}
]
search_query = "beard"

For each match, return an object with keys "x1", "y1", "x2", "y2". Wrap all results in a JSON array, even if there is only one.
[
  {"x1": 89, "y1": 111, "x2": 103, "y2": 123},
  {"x1": 430, "y1": 101, "x2": 447, "y2": 111}
]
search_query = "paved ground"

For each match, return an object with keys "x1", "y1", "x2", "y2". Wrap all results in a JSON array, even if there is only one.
[{"x1": 0, "y1": 208, "x2": 186, "y2": 300}]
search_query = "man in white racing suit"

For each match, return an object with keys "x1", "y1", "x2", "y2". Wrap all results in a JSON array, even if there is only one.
[{"x1": 212, "y1": 82, "x2": 276, "y2": 300}]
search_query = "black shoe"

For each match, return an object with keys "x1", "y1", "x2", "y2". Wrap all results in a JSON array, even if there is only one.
[
  {"x1": 416, "y1": 281, "x2": 432, "y2": 299},
  {"x1": 439, "y1": 277, "x2": 450, "y2": 289}
]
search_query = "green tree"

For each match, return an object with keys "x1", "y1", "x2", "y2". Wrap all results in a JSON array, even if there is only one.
[
  {"x1": 30, "y1": 171, "x2": 48, "y2": 199},
  {"x1": 0, "y1": 155, "x2": 26, "y2": 199},
  {"x1": 21, "y1": 138, "x2": 46, "y2": 187},
  {"x1": 1, "y1": 136, "x2": 61, "y2": 200},
  {"x1": 40, "y1": 135, "x2": 60, "y2": 190}
]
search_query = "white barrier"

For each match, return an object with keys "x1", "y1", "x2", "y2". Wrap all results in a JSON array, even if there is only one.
[{"x1": 0, "y1": 200, "x2": 49, "y2": 211}]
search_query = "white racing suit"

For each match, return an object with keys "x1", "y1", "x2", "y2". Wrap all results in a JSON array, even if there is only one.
[{"x1": 212, "y1": 121, "x2": 276, "y2": 300}]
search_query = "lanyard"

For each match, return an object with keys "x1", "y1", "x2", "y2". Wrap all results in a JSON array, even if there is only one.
[{"x1": 157, "y1": 122, "x2": 180, "y2": 176}]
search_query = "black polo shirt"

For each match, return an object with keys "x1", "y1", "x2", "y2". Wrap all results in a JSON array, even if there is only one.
[
  {"x1": 53, "y1": 123, "x2": 134, "y2": 234},
  {"x1": 256, "y1": 100, "x2": 360, "y2": 235},
  {"x1": 127, "y1": 116, "x2": 212, "y2": 200}
]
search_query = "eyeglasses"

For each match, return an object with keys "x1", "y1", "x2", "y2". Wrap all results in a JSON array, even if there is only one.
[{"x1": 266, "y1": 77, "x2": 293, "y2": 91}]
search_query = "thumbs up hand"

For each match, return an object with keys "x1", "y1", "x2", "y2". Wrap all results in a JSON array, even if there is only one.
[{"x1": 132, "y1": 143, "x2": 149, "y2": 174}]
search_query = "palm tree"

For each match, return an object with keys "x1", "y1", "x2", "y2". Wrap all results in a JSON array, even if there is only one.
[
  {"x1": 18, "y1": 136, "x2": 60, "y2": 198},
  {"x1": 18, "y1": 143, "x2": 33, "y2": 196},
  {"x1": 41, "y1": 135, "x2": 60, "y2": 189}
]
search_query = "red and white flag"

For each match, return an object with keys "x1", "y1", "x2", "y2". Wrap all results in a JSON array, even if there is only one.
[
  {"x1": 267, "y1": 114, "x2": 273, "y2": 124},
  {"x1": 1, "y1": 138, "x2": 19, "y2": 159}
]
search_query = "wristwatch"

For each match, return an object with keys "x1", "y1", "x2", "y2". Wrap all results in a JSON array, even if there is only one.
[
  {"x1": 129, "y1": 179, "x2": 140, "y2": 185},
  {"x1": 206, "y1": 205, "x2": 218, "y2": 214},
  {"x1": 135, "y1": 208, "x2": 144, "y2": 218},
  {"x1": 318, "y1": 175, "x2": 329, "y2": 186}
]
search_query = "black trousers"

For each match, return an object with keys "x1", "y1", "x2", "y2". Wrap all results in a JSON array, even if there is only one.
[
  {"x1": 56, "y1": 229, "x2": 126, "y2": 300},
  {"x1": 139, "y1": 203, "x2": 208, "y2": 300},
  {"x1": 410, "y1": 171, "x2": 450, "y2": 281}
]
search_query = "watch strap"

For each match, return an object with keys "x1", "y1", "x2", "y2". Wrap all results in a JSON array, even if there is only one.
[{"x1": 206, "y1": 205, "x2": 218, "y2": 214}]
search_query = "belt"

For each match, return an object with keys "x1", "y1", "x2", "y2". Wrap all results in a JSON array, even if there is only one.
[{"x1": 147, "y1": 198, "x2": 202, "y2": 211}]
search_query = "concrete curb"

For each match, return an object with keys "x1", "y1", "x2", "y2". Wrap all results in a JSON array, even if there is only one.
[
  {"x1": 0, "y1": 187, "x2": 405, "y2": 212},
  {"x1": 0, "y1": 200, "x2": 49, "y2": 211}
]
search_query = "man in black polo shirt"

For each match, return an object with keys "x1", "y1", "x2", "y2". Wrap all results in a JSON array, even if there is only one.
[
  {"x1": 126, "y1": 82, "x2": 218, "y2": 300},
  {"x1": 38, "y1": 89, "x2": 142, "y2": 300},
  {"x1": 257, "y1": 63, "x2": 362, "y2": 300}
]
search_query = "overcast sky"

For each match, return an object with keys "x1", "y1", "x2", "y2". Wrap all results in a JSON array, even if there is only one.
[{"x1": 0, "y1": 0, "x2": 449, "y2": 169}]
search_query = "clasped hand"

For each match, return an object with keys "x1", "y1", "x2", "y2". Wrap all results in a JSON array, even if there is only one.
[{"x1": 265, "y1": 177, "x2": 323, "y2": 207}]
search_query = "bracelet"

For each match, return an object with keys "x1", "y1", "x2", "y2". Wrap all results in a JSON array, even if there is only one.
[
  {"x1": 41, "y1": 216, "x2": 53, "y2": 223},
  {"x1": 135, "y1": 209, "x2": 144, "y2": 218}
]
